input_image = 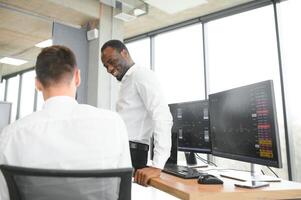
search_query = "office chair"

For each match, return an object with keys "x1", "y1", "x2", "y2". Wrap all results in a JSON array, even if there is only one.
[{"x1": 0, "y1": 165, "x2": 133, "y2": 200}]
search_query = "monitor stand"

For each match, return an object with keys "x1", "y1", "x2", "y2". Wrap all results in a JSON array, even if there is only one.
[
  {"x1": 234, "y1": 164, "x2": 270, "y2": 188},
  {"x1": 220, "y1": 163, "x2": 281, "y2": 183},
  {"x1": 184, "y1": 152, "x2": 197, "y2": 166}
]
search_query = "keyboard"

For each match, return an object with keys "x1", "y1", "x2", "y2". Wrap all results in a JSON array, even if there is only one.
[{"x1": 163, "y1": 164, "x2": 204, "y2": 179}]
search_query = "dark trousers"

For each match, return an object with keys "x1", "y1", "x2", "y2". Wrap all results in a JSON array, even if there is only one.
[{"x1": 129, "y1": 141, "x2": 149, "y2": 170}]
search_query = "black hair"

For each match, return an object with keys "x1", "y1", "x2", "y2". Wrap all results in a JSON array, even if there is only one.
[
  {"x1": 35, "y1": 45, "x2": 77, "y2": 88},
  {"x1": 101, "y1": 39, "x2": 129, "y2": 53}
]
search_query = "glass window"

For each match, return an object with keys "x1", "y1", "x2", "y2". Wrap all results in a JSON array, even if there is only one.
[
  {"x1": 207, "y1": 5, "x2": 288, "y2": 178},
  {"x1": 278, "y1": 0, "x2": 301, "y2": 181},
  {"x1": 36, "y1": 91, "x2": 44, "y2": 111},
  {"x1": 207, "y1": 7, "x2": 279, "y2": 94},
  {"x1": 126, "y1": 38, "x2": 150, "y2": 68},
  {"x1": 0, "y1": 79, "x2": 6, "y2": 101},
  {"x1": 19, "y1": 71, "x2": 35, "y2": 118},
  {"x1": 154, "y1": 24, "x2": 205, "y2": 103},
  {"x1": 6, "y1": 75, "x2": 20, "y2": 122}
]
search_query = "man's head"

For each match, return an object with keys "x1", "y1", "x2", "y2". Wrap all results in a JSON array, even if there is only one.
[
  {"x1": 101, "y1": 40, "x2": 134, "y2": 81},
  {"x1": 35, "y1": 45, "x2": 80, "y2": 100}
]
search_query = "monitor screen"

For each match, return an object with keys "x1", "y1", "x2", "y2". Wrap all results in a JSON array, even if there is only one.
[
  {"x1": 0, "y1": 101, "x2": 12, "y2": 132},
  {"x1": 209, "y1": 80, "x2": 282, "y2": 168},
  {"x1": 169, "y1": 100, "x2": 211, "y2": 154}
]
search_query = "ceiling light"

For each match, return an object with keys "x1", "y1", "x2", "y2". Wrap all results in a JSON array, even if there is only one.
[
  {"x1": 35, "y1": 39, "x2": 53, "y2": 48},
  {"x1": 0, "y1": 57, "x2": 28, "y2": 66},
  {"x1": 112, "y1": 0, "x2": 148, "y2": 22},
  {"x1": 133, "y1": 8, "x2": 146, "y2": 16},
  {"x1": 114, "y1": 12, "x2": 137, "y2": 22},
  {"x1": 144, "y1": 0, "x2": 208, "y2": 14}
]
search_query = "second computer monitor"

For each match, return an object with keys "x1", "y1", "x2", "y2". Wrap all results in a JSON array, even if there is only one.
[
  {"x1": 209, "y1": 80, "x2": 282, "y2": 168},
  {"x1": 169, "y1": 100, "x2": 211, "y2": 154}
]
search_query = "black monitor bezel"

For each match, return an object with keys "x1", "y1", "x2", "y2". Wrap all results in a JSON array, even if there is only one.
[
  {"x1": 209, "y1": 80, "x2": 282, "y2": 168},
  {"x1": 169, "y1": 100, "x2": 212, "y2": 154}
]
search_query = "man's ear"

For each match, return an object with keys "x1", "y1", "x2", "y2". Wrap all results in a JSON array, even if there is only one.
[
  {"x1": 74, "y1": 68, "x2": 81, "y2": 87},
  {"x1": 120, "y1": 49, "x2": 129, "y2": 59},
  {"x1": 35, "y1": 78, "x2": 43, "y2": 91}
]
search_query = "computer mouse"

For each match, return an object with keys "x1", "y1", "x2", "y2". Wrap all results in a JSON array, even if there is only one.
[{"x1": 198, "y1": 174, "x2": 223, "y2": 184}]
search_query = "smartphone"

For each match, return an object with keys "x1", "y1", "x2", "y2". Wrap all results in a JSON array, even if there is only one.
[{"x1": 235, "y1": 181, "x2": 270, "y2": 189}]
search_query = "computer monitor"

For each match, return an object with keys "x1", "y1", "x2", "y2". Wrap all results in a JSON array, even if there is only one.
[
  {"x1": 209, "y1": 80, "x2": 282, "y2": 168},
  {"x1": 0, "y1": 101, "x2": 12, "y2": 132},
  {"x1": 169, "y1": 100, "x2": 211, "y2": 165}
]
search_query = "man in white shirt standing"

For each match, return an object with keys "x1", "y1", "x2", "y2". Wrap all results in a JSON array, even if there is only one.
[
  {"x1": 101, "y1": 40, "x2": 172, "y2": 186},
  {"x1": 0, "y1": 45, "x2": 131, "y2": 200}
]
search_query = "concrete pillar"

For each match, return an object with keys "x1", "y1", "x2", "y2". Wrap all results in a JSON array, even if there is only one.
[
  {"x1": 87, "y1": 3, "x2": 123, "y2": 110},
  {"x1": 87, "y1": 36, "x2": 99, "y2": 107}
]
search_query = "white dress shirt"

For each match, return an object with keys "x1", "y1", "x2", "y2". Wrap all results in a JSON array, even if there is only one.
[
  {"x1": 0, "y1": 96, "x2": 131, "y2": 200},
  {"x1": 117, "y1": 64, "x2": 172, "y2": 169}
]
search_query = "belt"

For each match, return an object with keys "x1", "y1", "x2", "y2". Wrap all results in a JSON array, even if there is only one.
[{"x1": 129, "y1": 141, "x2": 149, "y2": 151}]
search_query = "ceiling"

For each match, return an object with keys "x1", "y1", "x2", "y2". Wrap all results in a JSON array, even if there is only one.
[{"x1": 0, "y1": 0, "x2": 254, "y2": 77}]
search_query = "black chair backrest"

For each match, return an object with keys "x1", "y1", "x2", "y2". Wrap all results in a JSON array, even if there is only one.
[{"x1": 0, "y1": 165, "x2": 133, "y2": 200}]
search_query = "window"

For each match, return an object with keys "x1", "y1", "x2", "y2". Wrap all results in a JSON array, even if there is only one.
[
  {"x1": 207, "y1": 7, "x2": 279, "y2": 94},
  {"x1": 19, "y1": 71, "x2": 35, "y2": 118},
  {"x1": 0, "y1": 79, "x2": 6, "y2": 101},
  {"x1": 126, "y1": 38, "x2": 150, "y2": 68},
  {"x1": 6, "y1": 75, "x2": 20, "y2": 122},
  {"x1": 154, "y1": 24, "x2": 205, "y2": 103},
  {"x1": 278, "y1": 0, "x2": 301, "y2": 181},
  {"x1": 36, "y1": 91, "x2": 44, "y2": 111},
  {"x1": 207, "y1": 5, "x2": 288, "y2": 178}
]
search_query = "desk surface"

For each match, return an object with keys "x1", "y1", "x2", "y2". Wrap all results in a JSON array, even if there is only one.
[{"x1": 149, "y1": 172, "x2": 301, "y2": 200}]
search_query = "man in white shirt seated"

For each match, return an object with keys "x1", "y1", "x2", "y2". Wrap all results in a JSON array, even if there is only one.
[{"x1": 0, "y1": 45, "x2": 132, "y2": 200}]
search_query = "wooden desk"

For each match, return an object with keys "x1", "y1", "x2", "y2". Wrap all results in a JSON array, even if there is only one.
[{"x1": 149, "y1": 172, "x2": 301, "y2": 200}]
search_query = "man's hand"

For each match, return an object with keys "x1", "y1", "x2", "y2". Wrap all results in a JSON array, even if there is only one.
[{"x1": 134, "y1": 167, "x2": 161, "y2": 186}]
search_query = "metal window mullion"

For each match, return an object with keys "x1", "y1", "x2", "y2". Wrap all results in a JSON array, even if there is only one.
[
  {"x1": 202, "y1": 22, "x2": 213, "y2": 163},
  {"x1": 33, "y1": 88, "x2": 38, "y2": 112},
  {"x1": 202, "y1": 23, "x2": 209, "y2": 100},
  {"x1": 16, "y1": 74, "x2": 22, "y2": 120},
  {"x1": 4, "y1": 78, "x2": 8, "y2": 101},
  {"x1": 150, "y1": 36, "x2": 155, "y2": 71},
  {"x1": 272, "y1": 0, "x2": 292, "y2": 180}
]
